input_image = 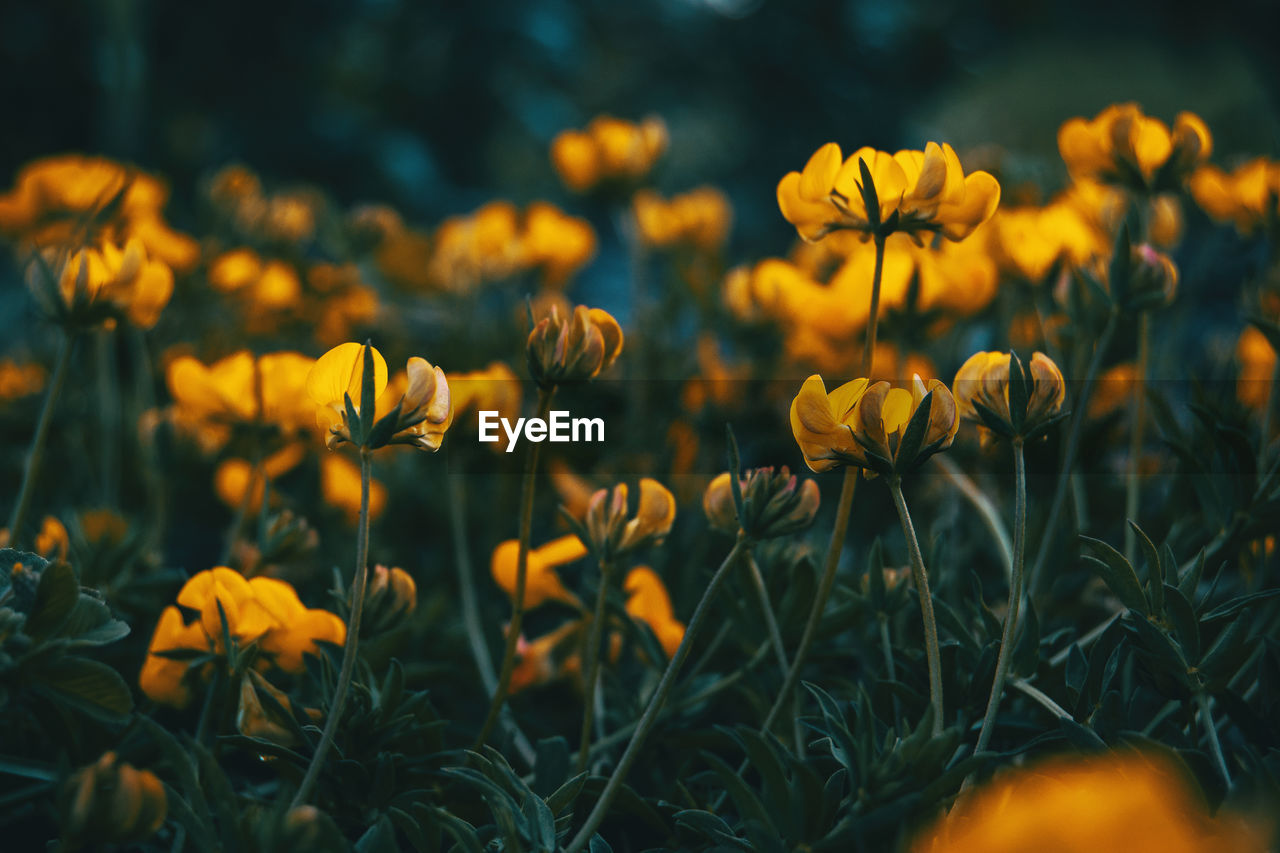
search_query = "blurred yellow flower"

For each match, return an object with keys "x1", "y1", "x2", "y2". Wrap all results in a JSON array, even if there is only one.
[
  {"x1": 623, "y1": 566, "x2": 685, "y2": 658},
  {"x1": 521, "y1": 202, "x2": 598, "y2": 286},
  {"x1": 167, "y1": 350, "x2": 316, "y2": 451},
  {"x1": 320, "y1": 452, "x2": 388, "y2": 523},
  {"x1": 1191, "y1": 157, "x2": 1280, "y2": 235},
  {"x1": 703, "y1": 466, "x2": 820, "y2": 539},
  {"x1": 990, "y1": 201, "x2": 1104, "y2": 281},
  {"x1": 139, "y1": 567, "x2": 346, "y2": 707},
  {"x1": 777, "y1": 141, "x2": 1000, "y2": 243},
  {"x1": 1058, "y1": 103, "x2": 1211, "y2": 192},
  {"x1": 551, "y1": 115, "x2": 668, "y2": 192},
  {"x1": 207, "y1": 248, "x2": 303, "y2": 312},
  {"x1": 1236, "y1": 325, "x2": 1276, "y2": 413},
  {"x1": 63, "y1": 752, "x2": 167, "y2": 846},
  {"x1": 0, "y1": 154, "x2": 198, "y2": 271},
  {"x1": 29, "y1": 237, "x2": 175, "y2": 329},
  {"x1": 526, "y1": 304, "x2": 624, "y2": 387},
  {"x1": 632, "y1": 186, "x2": 732, "y2": 251},
  {"x1": 912, "y1": 751, "x2": 1267, "y2": 853},
  {"x1": 0, "y1": 359, "x2": 46, "y2": 401},
  {"x1": 491, "y1": 534, "x2": 586, "y2": 610},
  {"x1": 213, "y1": 443, "x2": 307, "y2": 512},
  {"x1": 583, "y1": 478, "x2": 677, "y2": 560},
  {"x1": 448, "y1": 361, "x2": 523, "y2": 426},
  {"x1": 34, "y1": 515, "x2": 69, "y2": 562}
]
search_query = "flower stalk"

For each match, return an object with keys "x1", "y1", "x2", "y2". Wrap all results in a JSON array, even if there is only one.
[
  {"x1": 475, "y1": 386, "x2": 554, "y2": 749},
  {"x1": 8, "y1": 331, "x2": 75, "y2": 543},
  {"x1": 1124, "y1": 313, "x2": 1150, "y2": 564},
  {"x1": 576, "y1": 556, "x2": 614, "y2": 774},
  {"x1": 975, "y1": 437, "x2": 1027, "y2": 753},
  {"x1": 564, "y1": 538, "x2": 746, "y2": 853},
  {"x1": 291, "y1": 445, "x2": 372, "y2": 808},
  {"x1": 887, "y1": 477, "x2": 944, "y2": 736}
]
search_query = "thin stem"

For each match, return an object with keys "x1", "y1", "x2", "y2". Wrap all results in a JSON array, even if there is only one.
[
  {"x1": 564, "y1": 540, "x2": 746, "y2": 853},
  {"x1": 975, "y1": 439, "x2": 1027, "y2": 753},
  {"x1": 8, "y1": 332, "x2": 75, "y2": 542},
  {"x1": 219, "y1": 451, "x2": 261, "y2": 567},
  {"x1": 449, "y1": 471, "x2": 536, "y2": 768},
  {"x1": 934, "y1": 454, "x2": 1014, "y2": 581},
  {"x1": 193, "y1": 669, "x2": 223, "y2": 745},
  {"x1": 474, "y1": 386, "x2": 554, "y2": 749},
  {"x1": 291, "y1": 446, "x2": 372, "y2": 808},
  {"x1": 577, "y1": 558, "x2": 614, "y2": 774},
  {"x1": 878, "y1": 612, "x2": 901, "y2": 732},
  {"x1": 1196, "y1": 691, "x2": 1232, "y2": 789},
  {"x1": 1029, "y1": 310, "x2": 1120, "y2": 596},
  {"x1": 887, "y1": 478, "x2": 944, "y2": 736},
  {"x1": 759, "y1": 467, "x2": 858, "y2": 733},
  {"x1": 863, "y1": 235, "x2": 886, "y2": 376},
  {"x1": 1259, "y1": 357, "x2": 1278, "y2": 468},
  {"x1": 96, "y1": 328, "x2": 120, "y2": 508},
  {"x1": 1124, "y1": 313, "x2": 1149, "y2": 565},
  {"x1": 744, "y1": 549, "x2": 788, "y2": 678},
  {"x1": 1048, "y1": 613, "x2": 1118, "y2": 667},
  {"x1": 1010, "y1": 677, "x2": 1071, "y2": 720}
]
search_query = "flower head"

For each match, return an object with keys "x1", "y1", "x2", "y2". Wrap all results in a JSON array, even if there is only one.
[
  {"x1": 62, "y1": 753, "x2": 167, "y2": 846},
  {"x1": 703, "y1": 467, "x2": 820, "y2": 539},
  {"x1": 1058, "y1": 103, "x2": 1212, "y2": 193},
  {"x1": 551, "y1": 115, "x2": 667, "y2": 193},
  {"x1": 1190, "y1": 157, "x2": 1280, "y2": 235},
  {"x1": 790, "y1": 374, "x2": 957, "y2": 476},
  {"x1": 362, "y1": 565, "x2": 418, "y2": 634},
  {"x1": 632, "y1": 187, "x2": 732, "y2": 251},
  {"x1": 526, "y1": 304, "x2": 623, "y2": 388},
  {"x1": 491, "y1": 535, "x2": 586, "y2": 610},
  {"x1": 953, "y1": 351, "x2": 1067, "y2": 440},
  {"x1": 583, "y1": 479, "x2": 677, "y2": 561},
  {"x1": 307, "y1": 342, "x2": 452, "y2": 451},
  {"x1": 28, "y1": 237, "x2": 174, "y2": 329},
  {"x1": 777, "y1": 141, "x2": 1000, "y2": 243},
  {"x1": 623, "y1": 567, "x2": 685, "y2": 658}
]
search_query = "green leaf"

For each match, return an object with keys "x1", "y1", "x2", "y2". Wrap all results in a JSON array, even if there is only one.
[
  {"x1": 545, "y1": 771, "x2": 587, "y2": 817},
  {"x1": 1007, "y1": 351, "x2": 1029, "y2": 433},
  {"x1": 533, "y1": 736, "x2": 571, "y2": 799},
  {"x1": 1199, "y1": 589, "x2": 1280, "y2": 623},
  {"x1": 32, "y1": 655, "x2": 133, "y2": 721},
  {"x1": 857, "y1": 158, "x2": 880, "y2": 229},
  {"x1": 1178, "y1": 549, "x2": 1205, "y2": 602},
  {"x1": 895, "y1": 390, "x2": 935, "y2": 470},
  {"x1": 725, "y1": 424, "x2": 746, "y2": 523},
  {"x1": 25, "y1": 561, "x2": 79, "y2": 640},
  {"x1": 675, "y1": 810, "x2": 750, "y2": 850},
  {"x1": 1162, "y1": 584, "x2": 1199, "y2": 661},
  {"x1": 702, "y1": 751, "x2": 776, "y2": 834},
  {"x1": 1065, "y1": 645, "x2": 1088, "y2": 699},
  {"x1": 355, "y1": 816, "x2": 398, "y2": 853},
  {"x1": 1080, "y1": 536, "x2": 1147, "y2": 614},
  {"x1": 359, "y1": 341, "x2": 377, "y2": 439},
  {"x1": 1128, "y1": 522, "x2": 1163, "y2": 614}
]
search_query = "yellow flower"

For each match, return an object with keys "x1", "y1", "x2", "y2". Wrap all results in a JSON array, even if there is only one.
[
  {"x1": 510, "y1": 621, "x2": 584, "y2": 693},
  {"x1": 63, "y1": 752, "x2": 167, "y2": 846},
  {"x1": 790, "y1": 374, "x2": 957, "y2": 476},
  {"x1": 550, "y1": 115, "x2": 667, "y2": 193},
  {"x1": 138, "y1": 568, "x2": 347, "y2": 707},
  {"x1": 237, "y1": 669, "x2": 302, "y2": 747},
  {"x1": 207, "y1": 248, "x2": 303, "y2": 312},
  {"x1": 526, "y1": 304, "x2": 624, "y2": 387},
  {"x1": 491, "y1": 535, "x2": 586, "y2": 610},
  {"x1": 320, "y1": 452, "x2": 388, "y2": 523},
  {"x1": 953, "y1": 351, "x2": 1066, "y2": 439},
  {"x1": 1237, "y1": 326, "x2": 1277, "y2": 413},
  {"x1": 990, "y1": 202, "x2": 1105, "y2": 281},
  {"x1": 703, "y1": 467, "x2": 820, "y2": 539},
  {"x1": 521, "y1": 202, "x2": 597, "y2": 286},
  {"x1": 448, "y1": 361, "x2": 523, "y2": 426},
  {"x1": 632, "y1": 187, "x2": 733, "y2": 251},
  {"x1": 623, "y1": 567, "x2": 685, "y2": 658},
  {"x1": 29, "y1": 237, "x2": 174, "y2": 329},
  {"x1": 583, "y1": 478, "x2": 677, "y2": 560},
  {"x1": 911, "y1": 751, "x2": 1267, "y2": 853},
  {"x1": 167, "y1": 350, "x2": 316, "y2": 451},
  {"x1": 307, "y1": 342, "x2": 453, "y2": 451},
  {"x1": 1190, "y1": 157, "x2": 1280, "y2": 235},
  {"x1": 34, "y1": 515, "x2": 70, "y2": 562},
  {"x1": 362, "y1": 565, "x2": 418, "y2": 633},
  {"x1": 1058, "y1": 103, "x2": 1212, "y2": 192},
  {"x1": 213, "y1": 443, "x2": 307, "y2": 512},
  {"x1": 777, "y1": 141, "x2": 1000, "y2": 243},
  {"x1": 0, "y1": 154, "x2": 198, "y2": 271},
  {"x1": 0, "y1": 359, "x2": 46, "y2": 402}
]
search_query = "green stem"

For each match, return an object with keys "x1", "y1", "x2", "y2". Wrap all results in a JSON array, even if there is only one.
[
  {"x1": 744, "y1": 549, "x2": 788, "y2": 679},
  {"x1": 1010, "y1": 677, "x2": 1071, "y2": 720},
  {"x1": 96, "y1": 328, "x2": 120, "y2": 508},
  {"x1": 564, "y1": 539, "x2": 746, "y2": 853},
  {"x1": 8, "y1": 332, "x2": 75, "y2": 543},
  {"x1": 1124, "y1": 313, "x2": 1149, "y2": 565},
  {"x1": 759, "y1": 466, "x2": 858, "y2": 734},
  {"x1": 1029, "y1": 310, "x2": 1120, "y2": 596},
  {"x1": 1196, "y1": 692, "x2": 1233, "y2": 789},
  {"x1": 878, "y1": 612, "x2": 901, "y2": 732},
  {"x1": 577, "y1": 558, "x2": 614, "y2": 774},
  {"x1": 975, "y1": 439, "x2": 1026, "y2": 753},
  {"x1": 219, "y1": 450, "x2": 261, "y2": 567},
  {"x1": 935, "y1": 454, "x2": 1014, "y2": 581},
  {"x1": 863, "y1": 235, "x2": 886, "y2": 376},
  {"x1": 887, "y1": 478, "x2": 944, "y2": 736},
  {"x1": 474, "y1": 386, "x2": 554, "y2": 749},
  {"x1": 291, "y1": 446, "x2": 372, "y2": 808}
]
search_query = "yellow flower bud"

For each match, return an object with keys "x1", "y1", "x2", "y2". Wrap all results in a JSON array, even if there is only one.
[
  {"x1": 362, "y1": 565, "x2": 418, "y2": 634},
  {"x1": 237, "y1": 669, "x2": 299, "y2": 747},
  {"x1": 584, "y1": 479, "x2": 677, "y2": 561},
  {"x1": 525, "y1": 304, "x2": 624, "y2": 387},
  {"x1": 62, "y1": 753, "x2": 167, "y2": 845},
  {"x1": 703, "y1": 467, "x2": 820, "y2": 539},
  {"x1": 953, "y1": 351, "x2": 1067, "y2": 440}
]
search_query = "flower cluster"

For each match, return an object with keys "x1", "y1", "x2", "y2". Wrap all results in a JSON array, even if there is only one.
[
  {"x1": 632, "y1": 187, "x2": 732, "y2": 251},
  {"x1": 1058, "y1": 103, "x2": 1212, "y2": 193},
  {"x1": 551, "y1": 115, "x2": 668, "y2": 192},
  {"x1": 139, "y1": 567, "x2": 345, "y2": 708}
]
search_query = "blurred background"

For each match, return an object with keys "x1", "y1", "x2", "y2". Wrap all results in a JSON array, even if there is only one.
[{"x1": 2, "y1": 0, "x2": 1277, "y2": 264}]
